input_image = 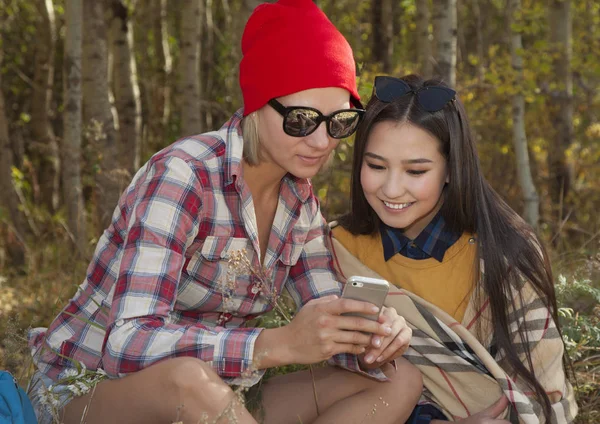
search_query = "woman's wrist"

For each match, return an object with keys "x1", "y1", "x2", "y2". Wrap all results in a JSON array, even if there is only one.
[{"x1": 253, "y1": 326, "x2": 294, "y2": 369}]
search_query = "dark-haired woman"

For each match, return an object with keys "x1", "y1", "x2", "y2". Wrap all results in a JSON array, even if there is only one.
[{"x1": 329, "y1": 74, "x2": 577, "y2": 423}]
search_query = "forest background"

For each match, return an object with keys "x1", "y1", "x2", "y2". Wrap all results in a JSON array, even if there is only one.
[{"x1": 0, "y1": 0, "x2": 598, "y2": 422}]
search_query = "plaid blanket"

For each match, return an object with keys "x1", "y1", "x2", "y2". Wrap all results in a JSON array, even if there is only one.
[{"x1": 329, "y1": 234, "x2": 578, "y2": 423}]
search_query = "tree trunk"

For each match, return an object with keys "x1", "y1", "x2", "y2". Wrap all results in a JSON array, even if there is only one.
[
  {"x1": 31, "y1": 0, "x2": 59, "y2": 212},
  {"x1": 0, "y1": 49, "x2": 28, "y2": 267},
  {"x1": 109, "y1": 0, "x2": 142, "y2": 174},
  {"x1": 150, "y1": 0, "x2": 172, "y2": 150},
  {"x1": 432, "y1": 0, "x2": 457, "y2": 87},
  {"x1": 132, "y1": 0, "x2": 150, "y2": 160},
  {"x1": 178, "y1": 0, "x2": 203, "y2": 136},
  {"x1": 371, "y1": 0, "x2": 393, "y2": 72},
  {"x1": 470, "y1": 0, "x2": 485, "y2": 83},
  {"x1": 62, "y1": 0, "x2": 87, "y2": 254},
  {"x1": 83, "y1": 0, "x2": 123, "y2": 231},
  {"x1": 416, "y1": 0, "x2": 433, "y2": 78},
  {"x1": 509, "y1": 0, "x2": 539, "y2": 228},
  {"x1": 381, "y1": 0, "x2": 394, "y2": 73},
  {"x1": 202, "y1": 0, "x2": 215, "y2": 129},
  {"x1": 547, "y1": 0, "x2": 573, "y2": 224}
]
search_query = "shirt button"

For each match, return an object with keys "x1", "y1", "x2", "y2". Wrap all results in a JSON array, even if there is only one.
[
  {"x1": 115, "y1": 319, "x2": 125, "y2": 327},
  {"x1": 410, "y1": 242, "x2": 417, "y2": 248}
]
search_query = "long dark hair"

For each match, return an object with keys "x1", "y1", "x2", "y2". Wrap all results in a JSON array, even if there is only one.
[{"x1": 339, "y1": 74, "x2": 564, "y2": 421}]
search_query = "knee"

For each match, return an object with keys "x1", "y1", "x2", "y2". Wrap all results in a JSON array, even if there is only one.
[
  {"x1": 164, "y1": 357, "x2": 232, "y2": 405},
  {"x1": 384, "y1": 358, "x2": 423, "y2": 398}
]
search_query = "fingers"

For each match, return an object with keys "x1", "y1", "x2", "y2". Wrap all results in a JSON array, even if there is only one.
[
  {"x1": 378, "y1": 306, "x2": 399, "y2": 324},
  {"x1": 331, "y1": 329, "x2": 372, "y2": 346},
  {"x1": 330, "y1": 315, "x2": 392, "y2": 337},
  {"x1": 331, "y1": 343, "x2": 367, "y2": 356},
  {"x1": 362, "y1": 313, "x2": 411, "y2": 364},
  {"x1": 323, "y1": 298, "x2": 380, "y2": 317},
  {"x1": 371, "y1": 326, "x2": 412, "y2": 363}
]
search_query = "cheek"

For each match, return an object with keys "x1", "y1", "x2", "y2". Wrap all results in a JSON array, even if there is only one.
[
  {"x1": 328, "y1": 139, "x2": 341, "y2": 152},
  {"x1": 414, "y1": 174, "x2": 446, "y2": 201},
  {"x1": 360, "y1": 166, "x2": 376, "y2": 194}
]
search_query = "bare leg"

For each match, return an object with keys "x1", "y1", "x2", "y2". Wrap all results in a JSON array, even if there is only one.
[
  {"x1": 61, "y1": 357, "x2": 257, "y2": 424},
  {"x1": 260, "y1": 357, "x2": 422, "y2": 424}
]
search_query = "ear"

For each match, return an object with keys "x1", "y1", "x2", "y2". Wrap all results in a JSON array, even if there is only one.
[{"x1": 445, "y1": 171, "x2": 450, "y2": 184}]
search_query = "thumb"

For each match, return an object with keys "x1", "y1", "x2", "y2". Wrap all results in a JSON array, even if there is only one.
[{"x1": 481, "y1": 396, "x2": 510, "y2": 418}]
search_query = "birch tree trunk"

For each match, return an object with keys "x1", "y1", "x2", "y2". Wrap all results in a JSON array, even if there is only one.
[
  {"x1": 509, "y1": 0, "x2": 539, "y2": 228},
  {"x1": 62, "y1": 0, "x2": 87, "y2": 253},
  {"x1": 0, "y1": 48, "x2": 27, "y2": 266},
  {"x1": 83, "y1": 0, "x2": 123, "y2": 231},
  {"x1": 432, "y1": 0, "x2": 457, "y2": 87},
  {"x1": 109, "y1": 0, "x2": 142, "y2": 173},
  {"x1": 31, "y1": 0, "x2": 59, "y2": 211},
  {"x1": 416, "y1": 0, "x2": 433, "y2": 78},
  {"x1": 547, "y1": 0, "x2": 574, "y2": 224},
  {"x1": 178, "y1": 0, "x2": 203, "y2": 136}
]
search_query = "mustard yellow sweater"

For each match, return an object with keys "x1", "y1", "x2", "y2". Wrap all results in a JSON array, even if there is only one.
[{"x1": 332, "y1": 226, "x2": 478, "y2": 322}]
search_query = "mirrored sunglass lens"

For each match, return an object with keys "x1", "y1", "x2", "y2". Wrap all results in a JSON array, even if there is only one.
[
  {"x1": 375, "y1": 77, "x2": 410, "y2": 102},
  {"x1": 329, "y1": 112, "x2": 361, "y2": 138},
  {"x1": 418, "y1": 88, "x2": 455, "y2": 111},
  {"x1": 285, "y1": 108, "x2": 320, "y2": 136}
]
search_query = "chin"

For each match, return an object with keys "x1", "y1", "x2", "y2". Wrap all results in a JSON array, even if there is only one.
[{"x1": 289, "y1": 164, "x2": 325, "y2": 179}]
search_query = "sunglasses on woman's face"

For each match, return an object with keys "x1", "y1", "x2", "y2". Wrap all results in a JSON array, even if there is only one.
[
  {"x1": 268, "y1": 99, "x2": 365, "y2": 139},
  {"x1": 373, "y1": 76, "x2": 456, "y2": 112}
]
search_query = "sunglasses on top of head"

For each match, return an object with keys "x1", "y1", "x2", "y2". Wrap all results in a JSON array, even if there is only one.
[
  {"x1": 268, "y1": 98, "x2": 365, "y2": 139},
  {"x1": 373, "y1": 76, "x2": 456, "y2": 112}
]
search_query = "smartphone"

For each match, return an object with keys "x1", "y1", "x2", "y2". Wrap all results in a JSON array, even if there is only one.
[{"x1": 341, "y1": 276, "x2": 390, "y2": 321}]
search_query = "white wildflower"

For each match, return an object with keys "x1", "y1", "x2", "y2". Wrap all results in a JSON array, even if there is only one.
[
  {"x1": 63, "y1": 368, "x2": 79, "y2": 378},
  {"x1": 67, "y1": 384, "x2": 81, "y2": 397},
  {"x1": 76, "y1": 381, "x2": 90, "y2": 395},
  {"x1": 49, "y1": 393, "x2": 60, "y2": 407},
  {"x1": 37, "y1": 387, "x2": 49, "y2": 405},
  {"x1": 77, "y1": 363, "x2": 87, "y2": 377}
]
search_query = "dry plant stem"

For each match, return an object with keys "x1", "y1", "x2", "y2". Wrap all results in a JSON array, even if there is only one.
[
  {"x1": 308, "y1": 365, "x2": 320, "y2": 416},
  {"x1": 227, "y1": 250, "x2": 322, "y2": 417},
  {"x1": 80, "y1": 383, "x2": 97, "y2": 424}
]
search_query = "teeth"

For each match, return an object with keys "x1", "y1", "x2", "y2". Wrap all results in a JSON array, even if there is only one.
[{"x1": 383, "y1": 201, "x2": 413, "y2": 210}]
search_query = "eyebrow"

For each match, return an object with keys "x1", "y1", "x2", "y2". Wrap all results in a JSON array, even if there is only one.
[{"x1": 364, "y1": 152, "x2": 433, "y2": 164}]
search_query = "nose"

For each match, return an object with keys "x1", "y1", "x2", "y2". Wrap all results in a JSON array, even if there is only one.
[
  {"x1": 304, "y1": 122, "x2": 331, "y2": 151},
  {"x1": 381, "y1": 172, "x2": 406, "y2": 199}
]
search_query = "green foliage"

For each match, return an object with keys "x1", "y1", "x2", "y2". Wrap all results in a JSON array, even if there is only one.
[{"x1": 556, "y1": 274, "x2": 600, "y2": 361}]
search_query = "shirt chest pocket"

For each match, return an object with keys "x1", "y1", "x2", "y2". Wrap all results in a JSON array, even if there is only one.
[{"x1": 184, "y1": 236, "x2": 251, "y2": 289}]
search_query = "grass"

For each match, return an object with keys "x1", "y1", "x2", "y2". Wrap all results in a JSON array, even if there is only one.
[{"x1": 1, "y1": 237, "x2": 598, "y2": 423}]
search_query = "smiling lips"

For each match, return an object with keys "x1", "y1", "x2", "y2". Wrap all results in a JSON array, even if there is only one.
[{"x1": 383, "y1": 200, "x2": 414, "y2": 210}]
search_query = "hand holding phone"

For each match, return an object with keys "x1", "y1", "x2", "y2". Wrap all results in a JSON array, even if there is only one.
[{"x1": 341, "y1": 276, "x2": 390, "y2": 322}]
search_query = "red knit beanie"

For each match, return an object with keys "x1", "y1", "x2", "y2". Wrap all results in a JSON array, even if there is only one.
[{"x1": 239, "y1": 0, "x2": 361, "y2": 116}]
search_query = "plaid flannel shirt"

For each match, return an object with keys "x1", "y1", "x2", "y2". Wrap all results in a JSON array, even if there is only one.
[{"x1": 29, "y1": 110, "x2": 385, "y2": 386}]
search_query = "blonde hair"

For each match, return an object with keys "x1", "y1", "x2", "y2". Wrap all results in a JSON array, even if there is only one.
[{"x1": 241, "y1": 112, "x2": 262, "y2": 166}]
